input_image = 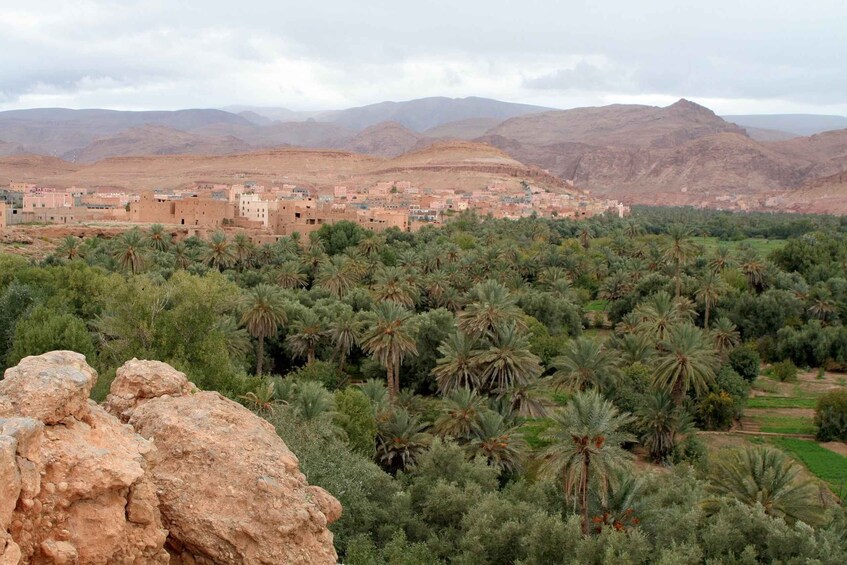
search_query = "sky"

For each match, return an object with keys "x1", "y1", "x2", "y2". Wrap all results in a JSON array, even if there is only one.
[{"x1": 1, "y1": 0, "x2": 846, "y2": 115}]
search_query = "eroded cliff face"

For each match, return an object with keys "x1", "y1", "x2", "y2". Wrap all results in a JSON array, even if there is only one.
[{"x1": 0, "y1": 352, "x2": 340, "y2": 565}]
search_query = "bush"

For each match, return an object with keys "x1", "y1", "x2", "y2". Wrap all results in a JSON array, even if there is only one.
[
  {"x1": 814, "y1": 389, "x2": 847, "y2": 441},
  {"x1": 728, "y1": 345, "x2": 760, "y2": 382},
  {"x1": 771, "y1": 360, "x2": 798, "y2": 382},
  {"x1": 334, "y1": 387, "x2": 378, "y2": 457},
  {"x1": 697, "y1": 392, "x2": 736, "y2": 431},
  {"x1": 285, "y1": 360, "x2": 346, "y2": 390}
]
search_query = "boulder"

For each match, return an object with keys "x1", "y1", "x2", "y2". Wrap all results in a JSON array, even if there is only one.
[
  {"x1": 107, "y1": 359, "x2": 340, "y2": 564},
  {"x1": 0, "y1": 352, "x2": 170, "y2": 564}
]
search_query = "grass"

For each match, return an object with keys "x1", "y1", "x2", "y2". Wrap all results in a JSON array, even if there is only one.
[
  {"x1": 584, "y1": 299, "x2": 609, "y2": 312},
  {"x1": 769, "y1": 437, "x2": 847, "y2": 501},
  {"x1": 520, "y1": 419, "x2": 554, "y2": 450},
  {"x1": 751, "y1": 414, "x2": 816, "y2": 435},
  {"x1": 746, "y1": 396, "x2": 818, "y2": 409}
]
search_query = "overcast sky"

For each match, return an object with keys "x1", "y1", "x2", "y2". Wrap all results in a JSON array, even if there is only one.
[{"x1": 1, "y1": 0, "x2": 845, "y2": 114}]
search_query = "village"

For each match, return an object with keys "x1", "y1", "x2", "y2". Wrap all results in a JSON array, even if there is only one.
[{"x1": 0, "y1": 179, "x2": 627, "y2": 241}]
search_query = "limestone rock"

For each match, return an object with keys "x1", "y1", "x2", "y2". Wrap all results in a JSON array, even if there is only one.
[
  {"x1": 108, "y1": 359, "x2": 340, "y2": 564},
  {"x1": 0, "y1": 352, "x2": 170, "y2": 564},
  {"x1": 0, "y1": 351, "x2": 95, "y2": 424},
  {"x1": 104, "y1": 359, "x2": 198, "y2": 422}
]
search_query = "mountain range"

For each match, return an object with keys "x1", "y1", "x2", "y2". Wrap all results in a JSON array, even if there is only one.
[{"x1": 2, "y1": 96, "x2": 847, "y2": 213}]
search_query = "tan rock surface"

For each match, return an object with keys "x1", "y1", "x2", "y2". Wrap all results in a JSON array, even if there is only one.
[
  {"x1": 0, "y1": 351, "x2": 169, "y2": 564},
  {"x1": 107, "y1": 359, "x2": 340, "y2": 564}
]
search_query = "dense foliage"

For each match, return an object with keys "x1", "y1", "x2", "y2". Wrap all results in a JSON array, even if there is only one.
[{"x1": 2, "y1": 207, "x2": 846, "y2": 562}]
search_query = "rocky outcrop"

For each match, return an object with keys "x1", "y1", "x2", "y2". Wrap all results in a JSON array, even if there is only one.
[
  {"x1": 0, "y1": 353, "x2": 340, "y2": 565},
  {"x1": 0, "y1": 351, "x2": 169, "y2": 564},
  {"x1": 106, "y1": 360, "x2": 340, "y2": 565}
]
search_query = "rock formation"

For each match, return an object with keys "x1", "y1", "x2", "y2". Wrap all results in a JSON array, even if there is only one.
[{"x1": 0, "y1": 352, "x2": 340, "y2": 564}]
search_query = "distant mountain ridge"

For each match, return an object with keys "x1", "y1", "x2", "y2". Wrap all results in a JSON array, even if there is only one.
[{"x1": 723, "y1": 114, "x2": 847, "y2": 137}]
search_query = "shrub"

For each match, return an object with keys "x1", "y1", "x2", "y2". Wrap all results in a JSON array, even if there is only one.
[
  {"x1": 285, "y1": 360, "x2": 346, "y2": 390},
  {"x1": 697, "y1": 392, "x2": 736, "y2": 431},
  {"x1": 814, "y1": 389, "x2": 847, "y2": 441},
  {"x1": 728, "y1": 345, "x2": 760, "y2": 382},
  {"x1": 334, "y1": 387, "x2": 378, "y2": 457},
  {"x1": 771, "y1": 360, "x2": 798, "y2": 382}
]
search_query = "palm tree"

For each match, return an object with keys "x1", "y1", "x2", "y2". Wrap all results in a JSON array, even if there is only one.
[
  {"x1": 359, "y1": 378, "x2": 390, "y2": 417},
  {"x1": 276, "y1": 260, "x2": 308, "y2": 289},
  {"x1": 695, "y1": 271, "x2": 727, "y2": 329},
  {"x1": 372, "y1": 266, "x2": 418, "y2": 307},
  {"x1": 654, "y1": 323, "x2": 719, "y2": 405},
  {"x1": 291, "y1": 380, "x2": 335, "y2": 421},
  {"x1": 467, "y1": 410, "x2": 527, "y2": 474},
  {"x1": 240, "y1": 284, "x2": 288, "y2": 376},
  {"x1": 541, "y1": 391, "x2": 634, "y2": 536},
  {"x1": 171, "y1": 241, "x2": 195, "y2": 269},
  {"x1": 663, "y1": 225, "x2": 696, "y2": 297},
  {"x1": 204, "y1": 231, "x2": 236, "y2": 271},
  {"x1": 474, "y1": 323, "x2": 542, "y2": 394},
  {"x1": 636, "y1": 391, "x2": 694, "y2": 462},
  {"x1": 239, "y1": 382, "x2": 283, "y2": 416},
  {"x1": 232, "y1": 232, "x2": 255, "y2": 270},
  {"x1": 360, "y1": 302, "x2": 418, "y2": 402},
  {"x1": 458, "y1": 279, "x2": 525, "y2": 339},
  {"x1": 327, "y1": 311, "x2": 363, "y2": 370},
  {"x1": 708, "y1": 245, "x2": 733, "y2": 274},
  {"x1": 286, "y1": 311, "x2": 327, "y2": 365},
  {"x1": 147, "y1": 224, "x2": 171, "y2": 252},
  {"x1": 376, "y1": 408, "x2": 431, "y2": 472},
  {"x1": 710, "y1": 317, "x2": 740, "y2": 359},
  {"x1": 739, "y1": 253, "x2": 767, "y2": 291},
  {"x1": 578, "y1": 226, "x2": 593, "y2": 250},
  {"x1": 807, "y1": 288, "x2": 837, "y2": 322},
  {"x1": 315, "y1": 257, "x2": 358, "y2": 298},
  {"x1": 703, "y1": 447, "x2": 824, "y2": 525},
  {"x1": 214, "y1": 316, "x2": 252, "y2": 362},
  {"x1": 614, "y1": 333, "x2": 655, "y2": 366},
  {"x1": 634, "y1": 291, "x2": 693, "y2": 342},
  {"x1": 588, "y1": 470, "x2": 645, "y2": 533},
  {"x1": 433, "y1": 387, "x2": 485, "y2": 439},
  {"x1": 552, "y1": 337, "x2": 622, "y2": 392},
  {"x1": 431, "y1": 332, "x2": 482, "y2": 393},
  {"x1": 113, "y1": 229, "x2": 146, "y2": 274},
  {"x1": 57, "y1": 235, "x2": 84, "y2": 260}
]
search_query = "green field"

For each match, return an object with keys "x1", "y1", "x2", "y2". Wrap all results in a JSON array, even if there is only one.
[
  {"x1": 769, "y1": 438, "x2": 847, "y2": 501},
  {"x1": 746, "y1": 396, "x2": 818, "y2": 409},
  {"x1": 696, "y1": 236, "x2": 787, "y2": 255},
  {"x1": 584, "y1": 299, "x2": 609, "y2": 312},
  {"x1": 751, "y1": 414, "x2": 816, "y2": 435}
]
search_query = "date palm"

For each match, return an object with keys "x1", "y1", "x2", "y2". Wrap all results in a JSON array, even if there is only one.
[
  {"x1": 708, "y1": 245, "x2": 733, "y2": 274},
  {"x1": 113, "y1": 229, "x2": 146, "y2": 274},
  {"x1": 710, "y1": 317, "x2": 740, "y2": 358},
  {"x1": 739, "y1": 253, "x2": 767, "y2": 291},
  {"x1": 433, "y1": 387, "x2": 485, "y2": 439},
  {"x1": 360, "y1": 302, "x2": 418, "y2": 402},
  {"x1": 663, "y1": 225, "x2": 696, "y2": 297},
  {"x1": 636, "y1": 391, "x2": 694, "y2": 462},
  {"x1": 431, "y1": 332, "x2": 482, "y2": 393},
  {"x1": 58, "y1": 235, "x2": 84, "y2": 260},
  {"x1": 654, "y1": 323, "x2": 719, "y2": 405},
  {"x1": 276, "y1": 260, "x2": 308, "y2": 289},
  {"x1": 552, "y1": 337, "x2": 622, "y2": 393},
  {"x1": 147, "y1": 224, "x2": 170, "y2": 252},
  {"x1": 327, "y1": 311, "x2": 363, "y2": 370},
  {"x1": 286, "y1": 310, "x2": 327, "y2": 365},
  {"x1": 634, "y1": 291, "x2": 693, "y2": 342},
  {"x1": 372, "y1": 266, "x2": 418, "y2": 307},
  {"x1": 232, "y1": 232, "x2": 255, "y2": 270},
  {"x1": 171, "y1": 241, "x2": 195, "y2": 270},
  {"x1": 315, "y1": 257, "x2": 357, "y2": 298},
  {"x1": 473, "y1": 323, "x2": 542, "y2": 394},
  {"x1": 703, "y1": 447, "x2": 824, "y2": 525},
  {"x1": 458, "y1": 279, "x2": 526, "y2": 339},
  {"x1": 240, "y1": 283, "x2": 287, "y2": 376},
  {"x1": 541, "y1": 391, "x2": 634, "y2": 536},
  {"x1": 695, "y1": 271, "x2": 727, "y2": 329},
  {"x1": 204, "y1": 231, "x2": 236, "y2": 271},
  {"x1": 467, "y1": 410, "x2": 527, "y2": 474},
  {"x1": 613, "y1": 332, "x2": 655, "y2": 366},
  {"x1": 376, "y1": 408, "x2": 431, "y2": 472}
]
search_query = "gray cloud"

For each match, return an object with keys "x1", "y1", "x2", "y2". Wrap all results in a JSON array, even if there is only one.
[{"x1": 0, "y1": 1, "x2": 846, "y2": 113}]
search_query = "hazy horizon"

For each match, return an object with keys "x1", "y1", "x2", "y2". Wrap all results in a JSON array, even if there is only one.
[{"x1": 1, "y1": 1, "x2": 846, "y2": 115}]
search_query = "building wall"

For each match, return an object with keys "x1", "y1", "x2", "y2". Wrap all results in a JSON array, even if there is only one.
[
  {"x1": 0, "y1": 202, "x2": 6, "y2": 229},
  {"x1": 173, "y1": 196, "x2": 235, "y2": 227},
  {"x1": 23, "y1": 192, "x2": 74, "y2": 209},
  {"x1": 129, "y1": 192, "x2": 177, "y2": 223}
]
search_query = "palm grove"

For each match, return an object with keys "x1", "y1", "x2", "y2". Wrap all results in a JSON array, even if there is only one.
[{"x1": 1, "y1": 207, "x2": 847, "y2": 563}]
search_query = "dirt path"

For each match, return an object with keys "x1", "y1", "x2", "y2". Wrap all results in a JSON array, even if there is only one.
[{"x1": 821, "y1": 441, "x2": 847, "y2": 457}]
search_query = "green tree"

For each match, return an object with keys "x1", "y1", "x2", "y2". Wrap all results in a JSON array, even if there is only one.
[
  {"x1": 240, "y1": 283, "x2": 287, "y2": 375},
  {"x1": 467, "y1": 410, "x2": 527, "y2": 474},
  {"x1": 552, "y1": 337, "x2": 622, "y2": 392},
  {"x1": 147, "y1": 224, "x2": 171, "y2": 252},
  {"x1": 663, "y1": 225, "x2": 696, "y2": 298},
  {"x1": 458, "y1": 280, "x2": 525, "y2": 339},
  {"x1": 286, "y1": 310, "x2": 328, "y2": 365},
  {"x1": 541, "y1": 391, "x2": 634, "y2": 535},
  {"x1": 204, "y1": 231, "x2": 236, "y2": 271},
  {"x1": 654, "y1": 323, "x2": 719, "y2": 405},
  {"x1": 636, "y1": 391, "x2": 693, "y2": 462},
  {"x1": 431, "y1": 333, "x2": 482, "y2": 394},
  {"x1": 433, "y1": 387, "x2": 485, "y2": 439},
  {"x1": 360, "y1": 302, "x2": 418, "y2": 402},
  {"x1": 113, "y1": 229, "x2": 146, "y2": 274},
  {"x1": 276, "y1": 260, "x2": 308, "y2": 289},
  {"x1": 696, "y1": 271, "x2": 727, "y2": 329},
  {"x1": 703, "y1": 447, "x2": 824, "y2": 526},
  {"x1": 334, "y1": 387, "x2": 378, "y2": 457},
  {"x1": 376, "y1": 408, "x2": 431, "y2": 472},
  {"x1": 473, "y1": 323, "x2": 541, "y2": 394},
  {"x1": 6, "y1": 305, "x2": 96, "y2": 367}
]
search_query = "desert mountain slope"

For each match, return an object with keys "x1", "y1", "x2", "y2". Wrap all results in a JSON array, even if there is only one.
[
  {"x1": 69, "y1": 125, "x2": 255, "y2": 163},
  {"x1": 424, "y1": 117, "x2": 504, "y2": 140},
  {"x1": 344, "y1": 121, "x2": 427, "y2": 157},
  {"x1": 723, "y1": 114, "x2": 847, "y2": 136}
]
